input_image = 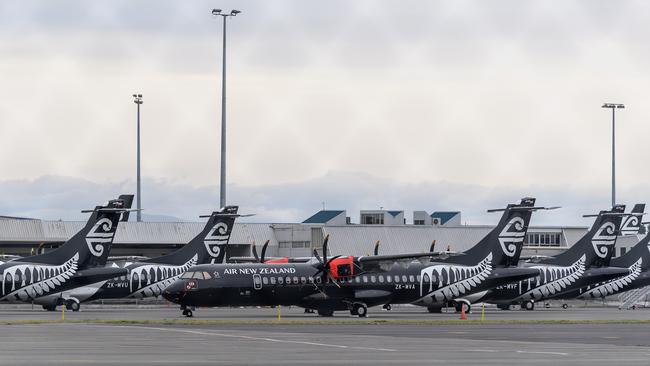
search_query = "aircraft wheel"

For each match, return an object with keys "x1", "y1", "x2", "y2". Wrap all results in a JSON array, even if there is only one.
[
  {"x1": 427, "y1": 306, "x2": 442, "y2": 313},
  {"x1": 383, "y1": 304, "x2": 392, "y2": 311},
  {"x1": 354, "y1": 304, "x2": 368, "y2": 318},
  {"x1": 185, "y1": 309, "x2": 193, "y2": 318},
  {"x1": 65, "y1": 300, "x2": 80, "y2": 312},
  {"x1": 523, "y1": 301, "x2": 535, "y2": 311},
  {"x1": 562, "y1": 303, "x2": 568, "y2": 309},
  {"x1": 42, "y1": 305, "x2": 56, "y2": 312},
  {"x1": 455, "y1": 302, "x2": 470, "y2": 313},
  {"x1": 317, "y1": 308, "x2": 334, "y2": 317}
]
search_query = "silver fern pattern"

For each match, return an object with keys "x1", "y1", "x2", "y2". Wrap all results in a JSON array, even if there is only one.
[
  {"x1": 1, "y1": 253, "x2": 79, "y2": 301},
  {"x1": 513, "y1": 254, "x2": 586, "y2": 301},
  {"x1": 128, "y1": 254, "x2": 199, "y2": 298},
  {"x1": 416, "y1": 253, "x2": 493, "y2": 303},
  {"x1": 578, "y1": 258, "x2": 642, "y2": 299}
]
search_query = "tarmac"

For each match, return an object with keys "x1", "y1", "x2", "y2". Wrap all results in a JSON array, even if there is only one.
[{"x1": 2, "y1": 304, "x2": 650, "y2": 365}]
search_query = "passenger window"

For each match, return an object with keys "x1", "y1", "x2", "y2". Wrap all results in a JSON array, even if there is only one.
[
  {"x1": 378, "y1": 275, "x2": 384, "y2": 283},
  {"x1": 292, "y1": 276, "x2": 299, "y2": 284},
  {"x1": 416, "y1": 275, "x2": 421, "y2": 282},
  {"x1": 278, "y1": 277, "x2": 284, "y2": 285},
  {"x1": 402, "y1": 275, "x2": 408, "y2": 282},
  {"x1": 316, "y1": 277, "x2": 322, "y2": 284},
  {"x1": 370, "y1": 275, "x2": 376, "y2": 283},
  {"x1": 270, "y1": 277, "x2": 277, "y2": 285},
  {"x1": 394, "y1": 275, "x2": 400, "y2": 283},
  {"x1": 363, "y1": 276, "x2": 368, "y2": 283},
  {"x1": 285, "y1": 276, "x2": 291, "y2": 285},
  {"x1": 409, "y1": 275, "x2": 415, "y2": 282},
  {"x1": 386, "y1": 275, "x2": 392, "y2": 283},
  {"x1": 262, "y1": 277, "x2": 269, "y2": 285},
  {"x1": 300, "y1": 277, "x2": 306, "y2": 284},
  {"x1": 355, "y1": 276, "x2": 361, "y2": 283}
]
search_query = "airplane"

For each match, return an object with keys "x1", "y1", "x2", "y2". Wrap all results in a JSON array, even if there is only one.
[
  {"x1": 0, "y1": 196, "x2": 132, "y2": 310},
  {"x1": 162, "y1": 198, "x2": 547, "y2": 317},
  {"x1": 464, "y1": 205, "x2": 631, "y2": 310},
  {"x1": 553, "y1": 204, "x2": 650, "y2": 302},
  {"x1": 33, "y1": 206, "x2": 240, "y2": 311}
]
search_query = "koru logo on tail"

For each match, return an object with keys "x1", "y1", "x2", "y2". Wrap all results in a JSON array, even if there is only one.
[
  {"x1": 592, "y1": 222, "x2": 616, "y2": 259},
  {"x1": 85, "y1": 218, "x2": 115, "y2": 257},
  {"x1": 204, "y1": 222, "x2": 230, "y2": 258},
  {"x1": 620, "y1": 215, "x2": 640, "y2": 236},
  {"x1": 498, "y1": 217, "x2": 526, "y2": 257}
]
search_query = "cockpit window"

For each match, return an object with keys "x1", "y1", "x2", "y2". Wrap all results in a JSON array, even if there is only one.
[{"x1": 202, "y1": 272, "x2": 212, "y2": 280}]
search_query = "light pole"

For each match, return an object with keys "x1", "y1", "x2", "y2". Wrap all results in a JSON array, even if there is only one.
[
  {"x1": 133, "y1": 93, "x2": 143, "y2": 222},
  {"x1": 601, "y1": 103, "x2": 625, "y2": 207},
  {"x1": 212, "y1": 8, "x2": 241, "y2": 208}
]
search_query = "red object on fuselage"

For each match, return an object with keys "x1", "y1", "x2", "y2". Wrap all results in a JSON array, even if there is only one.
[
  {"x1": 264, "y1": 257, "x2": 289, "y2": 264},
  {"x1": 329, "y1": 256, "x2": 354, "y2": 279}
]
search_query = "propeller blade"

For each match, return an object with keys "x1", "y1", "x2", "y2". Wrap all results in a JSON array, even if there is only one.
[
  {"x1": 322, "y1": 234, "x2": 330, "y2": 264},
  {"x1": 429, "y1": 240, "x2": 436, "y2": 253},
  {"x1": 260, "y1": 240, "x2": 269, "y2": 263},
  {"x1": 374, "y1": 240, "x2": 380, "y2": 256},
  {"x1": 313, "y1": 249, "x2": 322, "y2": 264},
  {"x1": 251, "y1": 241, "x2": 260, "y2": 263},
  {"x1": 326, "y1": 271, "x2": 341, "y2": 288}
]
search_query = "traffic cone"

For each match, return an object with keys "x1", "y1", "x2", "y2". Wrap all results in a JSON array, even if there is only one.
[{"x1": 460, "y1": 304, "x2": 467, "y2": 320}]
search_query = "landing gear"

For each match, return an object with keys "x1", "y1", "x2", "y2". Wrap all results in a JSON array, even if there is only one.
[
  {"x1": 304, "y1": 308, "x2": 315, "y2": 314},
  {"x1": 562, "y1": 303, "x2": 569, "y2": 309},
  {"x1": 42, "y1": 304, "x2": 56, "y2": 312},
  {"x1": 427, "y1": 306, "x2": 443, "y2": 313},
  {"x1": 182, "y1": 309, "x2": 193, "y2": 317},
  {"x1": 317, "y1": 308, "x2": 334, "y2": 317},
  {"x1": 65, "y1": 300, "x2": 80, "y2": 312},
  {"x1": 382, "y1": 304, "x2": 392, "y2": 311},
  {"x1": 523, "y1": 301, "x2": 535, "y2": 311},
  {"x1": 352, "y1": 303, "x2": 367, "y2": 318}
]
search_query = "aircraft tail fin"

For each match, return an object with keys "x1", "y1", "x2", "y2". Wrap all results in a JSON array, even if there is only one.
[
  {"x1": 19, "y1": 196, "x2": 129, "y2": 268},
  {"x1": 620, "y1": 204, "x2": 645, "y2": 236},
  {"x1": 458, "y1": 197, "x2": 542, "y2": 267},
  {"x1": 145, "y1": 206, "x2": 239, "y2": 266},
  {"x1": 118, "y1": 194, "x2": 135, "y2": 222},
  {"x1": 544, "y1": 205, "x2": 625, "y2": 268}
]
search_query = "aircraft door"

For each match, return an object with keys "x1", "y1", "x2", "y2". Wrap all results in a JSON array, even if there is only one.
[{"x1": 253, "y1": 274, "x2": 263, "y2": 290}]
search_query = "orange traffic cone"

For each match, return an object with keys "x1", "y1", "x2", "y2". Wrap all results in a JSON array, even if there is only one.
[{"x1": 460, "y1": 304, "x2": 467, "y2": 320}]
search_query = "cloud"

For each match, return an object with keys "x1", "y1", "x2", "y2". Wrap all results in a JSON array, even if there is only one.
[{"x1": 0, "y1": 172, "x2": 643, "y2": 228}]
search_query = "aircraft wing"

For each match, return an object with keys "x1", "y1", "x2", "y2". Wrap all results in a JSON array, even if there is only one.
[
  {"x1": 71, "y1": 266, "x2": 128, "y2": 286},
  {"x1": 357, "y1": 251, "x2": 464, "y2": 271}
]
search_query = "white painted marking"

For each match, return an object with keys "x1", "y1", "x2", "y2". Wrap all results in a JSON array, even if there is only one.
[
  {"x1": 466, "y1": 349, "x2": 498, "y2": 353},
  {"x1": 93, "y1": 325, "x2": 398, "y2": 352},
  {"x1": 516, "y1": 350, "x2": 568, "y2": 356}
]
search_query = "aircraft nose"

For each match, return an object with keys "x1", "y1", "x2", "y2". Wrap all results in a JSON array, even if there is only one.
[{"x1": 162, "y1": 281, "x2": 185, "y2": 303}]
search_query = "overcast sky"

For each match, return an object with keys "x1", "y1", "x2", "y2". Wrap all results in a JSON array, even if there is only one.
[{"x1": 1, "y1": 0, "x2": 648, "y2": 225}]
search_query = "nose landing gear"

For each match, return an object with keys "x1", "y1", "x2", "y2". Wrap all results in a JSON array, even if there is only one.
[{"x1": 181, "y1": 305, "x2": 194, "y2": 317}]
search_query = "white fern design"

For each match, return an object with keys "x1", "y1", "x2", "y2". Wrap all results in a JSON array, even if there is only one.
[
  {"x1": 578, "y1": 258, "x2": 642, "y2": 299},
  {"x1": 128, "y1": 254, "x2": 198, "y2": 298},
  {"x1": 1, "y1": 253, "x2": 79, "y2": 301},
  {"x1": 415, "y1": 253, "x2": 493, "y2": 304},
  {"x1": 514, "y1": 254, "x2": 586, "y2": 301}
]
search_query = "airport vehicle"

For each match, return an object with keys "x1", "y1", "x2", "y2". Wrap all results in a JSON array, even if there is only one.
[
  {"x1": 0, "y1": 197, "x2": 131, "y2": 309},
  {"x1": 465, "y1": 205, "x2": 631, "y2": 310},
  {"x1": 33, "y1": 206, "x2": 240, "y2": 311},
  {"x1": 163, "y1": 198, "x2": 546, "y2": 317}
]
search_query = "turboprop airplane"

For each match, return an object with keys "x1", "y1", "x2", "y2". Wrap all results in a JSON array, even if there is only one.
[
  {"x1": 33, "y1": 206, "x2": 240, "y2": 311},
  {"x1": 0, "y1": 196, "x2": 132, "y2": 310},
  {"x1": 163, "y1": 198, "x2": 548, "y2": 317},
  {"x1": 554, "y1": 204, "x2": 649, "y2": 302},
  {"x1": 463, "y1": 205, "x2": 631, "y2": 310}
]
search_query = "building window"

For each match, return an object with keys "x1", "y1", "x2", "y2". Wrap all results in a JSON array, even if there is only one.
[
  {"x1": 362, "y1": 213, "x2": 384, "y2": 225},
  {"x1": 278, "y1": 241, "x2": 291, "y2": 249},
  {"x1": 414, "y1": 220, "x2": 425, "y2": 225}
]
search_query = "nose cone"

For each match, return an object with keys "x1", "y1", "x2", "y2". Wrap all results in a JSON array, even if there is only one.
[{"x1": 162, "y1": 281, "x2": 185, "y2": 304}]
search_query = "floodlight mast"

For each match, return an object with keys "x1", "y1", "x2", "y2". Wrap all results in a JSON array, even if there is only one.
[
  {"x1": 132, "y1": 94, "x2": 143, "y2": 222},
  {"x1": 212, "y1": 8, "x2": 241, "y2": 208},
  {"x1": 601, "y1": 103, "x2": 625, "y2": 207}
]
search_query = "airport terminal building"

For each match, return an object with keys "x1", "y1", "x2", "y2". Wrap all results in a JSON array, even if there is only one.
[{"x1": 0, "y1": 208, "x2": 642, "y2": 260}]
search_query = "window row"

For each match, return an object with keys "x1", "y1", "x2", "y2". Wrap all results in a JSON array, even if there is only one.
[
  {"x1": 524, "y1": 233, "x2": 562, "y2": 247},
  {"x1": 259, "y1": 273, "x2": 421, "y2": 286}
]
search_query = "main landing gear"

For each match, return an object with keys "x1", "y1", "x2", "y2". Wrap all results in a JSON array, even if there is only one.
[
  {"x1": 65, "y1": 300, "x2": 80, "y2": 312},
  {"x1": 522, "y1": 301, "x2": 535, "y2": 311},
  {"x1": 181, "y1": 305, "x2": 194, "y2": 317},
  {"x1": 382, "y1": 304, "x2": 392, "y2": 311},
  {"x1": 347, "y1": 303, "x2": 368, "y2": 317}
]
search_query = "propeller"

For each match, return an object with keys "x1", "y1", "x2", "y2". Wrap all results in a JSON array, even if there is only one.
[
  {"x1": 260, "y1": 240, "x2": 269, "y2": 263},
  {"x1": 312, "y1": 235, "x2": 342, "y2": 288},
  {"x1": 251, "y1": 241, "x2": 260, "y2": 262},
  {"x1": 429, "y1": 240, "x2": 436, "y2": 253},
  {"x1": 373, "y1": 240, "x2": 380, "y2": 256}
]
